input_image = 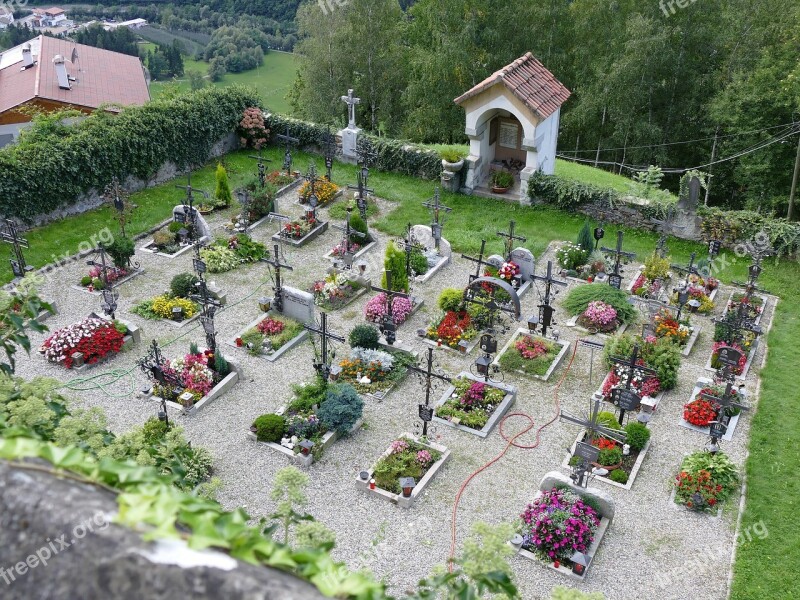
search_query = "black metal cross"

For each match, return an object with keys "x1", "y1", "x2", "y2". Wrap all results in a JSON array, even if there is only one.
[
  {"x1": 407, "y1": 347, "x2": 451, "y2": 437},
  {"x1": 608, "y1": 344, "x2": 657, "y2": 424},
  {"x1": 138, "y1": 339, "x2": 181, "y2": 389},
  {"x1": 355, "y1": 138, "x2": 378, "y2": 183},
  {"x1": 249, "y1": 148, "x2": 272, "y2": 188},
  {"x1": 346, "y1": 168, "x2": 374, "y2": 221},
  {"x1": 304, "y1": 163, "x2": 323, "y2": 220},
  {"x1": 320, "y1": 127, "x2": 338, "y2": 181},
  {"x1": 560, "y1": 397, "x2": 627, "y2": 487},
  {"x1": 714, "y1": 300, "x2": 763, "y2": 349},
  {"x1": 732, "y1": 249, "x2": 772, "y2": 296},
  {"x1": 671, "y1": 252, "x2": 698, "y2": 281},
  {"x1": 275, "y1": 125, "x2": 300, "y2": 173},
  {"x1": 496, "y1": 220, "x2": 526, "y2": 261},
  {"x1": 601, "y1": 231, "x2": 635, "y2": 289},
  {"x1": 304, "y1": 312, "x2": 345, "y2": 381},
  {"x1": 700, "y1": 382, "x2": 749, "y2": 444},
  {"x1": 86, "y1": 243, "x2": 118, "y2": 319},
  {"x1": 463, "y1": 277, "x2": 520, "y2": 332},
  {"x1": 332, "y1": 206, "x2": 368, "y2": 267},
  {"x1": 421, "y1": 188, "x2": 451, "y2": 251},
  {"x1": 532, "y1": 260, "x2": 567, "y2": 337},
  {"x1": 370, "y1": 270, "x2": 409, "y2": 345},
  {"x1": 461, "y1": 239, "x2": 490, "y2": 283},
  {"x1": 261, "y1": 243, "x2": 293, "y2": 313},
  {"x1": 189, "y1": 254, "x2": 223, "y2": 352},
  {"x1": 1, "y1": 219, "x2": 32, "y2": 279},
  {"x1": 396, "y1": 223, "x2": 423, "y2": 280},
  {"x1": 105, "y1": 177, "x2": 130, "y2": 237}
]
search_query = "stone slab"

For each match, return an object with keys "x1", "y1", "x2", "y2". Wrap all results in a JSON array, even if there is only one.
[{"x1": 271, "y1": 220, "x2": 329, "y2": 248}]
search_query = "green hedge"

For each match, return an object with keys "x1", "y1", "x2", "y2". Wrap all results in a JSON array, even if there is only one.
[
  {"x1": 264, "y1": 113, "x2": 442, "y2": 180},
  {"x1": 527, "y1": 171, "x2": 618, "y2": 210},
  {"x1": 0, "y1": 86, "x2": 260, "y2": 222},
  {"x1": 698, "y1": 207, "x2": 800, "y2": 256}
]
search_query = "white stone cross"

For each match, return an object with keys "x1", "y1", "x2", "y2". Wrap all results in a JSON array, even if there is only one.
[{"x1": 341, "y1": 88, "x2": 360, "y2": 129}]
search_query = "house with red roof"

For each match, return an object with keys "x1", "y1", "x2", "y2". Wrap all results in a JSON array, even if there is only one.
[
  {"x1": 454, "y1": 52, "x2": 571, "y2": 197},
  {"x1": 0, "y1": 35, "x2": 150, "y2": 147}
]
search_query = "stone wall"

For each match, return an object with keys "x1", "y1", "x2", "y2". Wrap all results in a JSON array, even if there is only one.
[{"x1": 0, "y1": 459, "x2": 326, "y2": 600}]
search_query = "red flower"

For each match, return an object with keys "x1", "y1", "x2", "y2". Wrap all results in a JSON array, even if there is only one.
[{"x1": 235, "y1": 337, "x2": 243, "y2": 347}]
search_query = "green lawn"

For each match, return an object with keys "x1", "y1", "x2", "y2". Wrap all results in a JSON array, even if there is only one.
[
  {"x1": 3, "y1": 147, "x2": 797, "y2": 598},
  {"x1": 148, "y1": 51, "x2": 299, "y2": 115}
]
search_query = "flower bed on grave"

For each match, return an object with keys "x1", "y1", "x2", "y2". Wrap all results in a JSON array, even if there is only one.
[
  {"x1": 669, "y1": 273, "x2": 719, "y2": 314},
  {"x1": 310, "y1": 272, "x2": 366, "y2": 311},
  {"x1": 630, "y1": 252, "x2": 672, "y2": 298},
  {"x1": 706, "y1": 305, "x2": 762, "y2": 377},
  {"x1": 336, "y1": 346, "x2": 415, "y2": 399},
  {"x1": 234, "y1": 315, "x2": 305, "y2": 358},
  {"x1": 78, "y1": 265, "x2": 132, "y2": 292},
  {"x1": 199, "y1": 233, "x2": 268, "y2": 274},
  {"x1": 565, "y1": 411, "x2": 652, "y2": 488},
  {"x1": 728, "y1": 292, "x2": 765, "y2": 322},
  {"x1": 39, "y1": 316, "x2": 129, "y2": 369},
  {"x1": 249, "y1": 379, "x2": 363, "y2": 464},
  {"x1": 298, "y1": 179, "x2": 340, "y2": 206},
  {"x1": 598, "y1": 333, "x2": 682, "y2": 409},
  {"x1": 422, "y1": 288, "x2": 486, "y2": 352},
  {"x1": 434, "y1": 376, "x2": 515, "y2": 437},
  {"x1": 653, "y1": 308, "x2": 694, "y2": 347},
  {"x1": 562, "y1": 284, "x2": 638, "y2": 334},
  {"x1": 683, "y1": 382, "x2": 744, "y2": 428},
  {"x1": 481, "y1": 263, "x2": 519, "y2": 300},
  {"x1": 152, "y1": 346, "x2": 238, "y2": 413},
  {"x1": 496, "y1": 332, "x2": 568, "y2": 380},
  {"x1": 132, "y1": 272, "x2": 202, "y2": 326},
  {"x1": 673, "y1": 450, "x2": 739, "y2": 512},
  {"x1": 364, "y1": 293, "x2": 414, "y2": 326},
  {"x1": 267, "y1": 170, "x2": 301, "y2": 191},
  {"x1": 556, "y1": 241, "x2": 609, "y2": 283},
  {"x1": 273, "y1": 214, "x2": 329, "y2": 247},
  {"x1": 143, "y1": 221, "x2": 204, "y2": 257}
]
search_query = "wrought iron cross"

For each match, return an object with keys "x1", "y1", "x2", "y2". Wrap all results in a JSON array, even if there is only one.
[
  {"x1": 608, "y1": 345, "x2": 657, "y2": 424},
  {"x1": 532, "y1": 260, "x2": 567, "y2": 337},
  {"x1": 732, "y1": 249, "x2": 772, "y2": 296},
  {"x1": 138, "y1": 339, "x2": 182, "y2": 389},
  {"x1": 105, "y1": 177, "x2": 130, "y2": 237},
  {"x1": 463, "y1": 277, "x2": 520, "y2": 332},
  {"x1": 601, "y1": 230, "x2": 635, "y2": 289},
  {"x1": 700, "y1": 382, "x2": 749, "y2": 444},
  {"x1": 1, "y1": 219, "x2": 32, "y2": 279},
  {"x1": 407, "y1": 347, "x2": 451, "y2": 437},
  {"x1": 320, "y1": 127, "x2": 338, "y2": 181},
  {"x1": 461, "y1": 239, "x2": 490, "y2": 283},
  {"x1": 304, "y1": 163, "x2": 322, "y2": 220},
  {"x1": 370, "y1": 270, "x2": 409, "y2": 345},
  {"x1": 304, "y1": 312, "x2": 345, "y2": 381},
  {"x1": 560, "y1": 397, "x2": 627, "y2": 487},
  {"x1": 86, "y1": 243, "x2": 118, "y2": 319},
  {"x1": 396, "y1": 223, "x2": 423, "y2": 280},
  {"x1": 496, "y1": 220, "x2": 526, "y2": 260},
  {"x1": 249, "y1": 148, "x2": 272, "y2": 188},
  {"x1": 421, "y1": 187, "x2": 451, "y2": 251},
  {"x1": 332, "y1": 207, "x2": 368, "y2": 267},
  {"x1": 650, "y1": 205, "x2": 686, "y2": 258},
  {"x1": 261, "y1": 243, "x2": 293, "y2": 313},
  {"x1": 275, "y1": 125, "x2": 300, "y2": 173},
  {"x1": 671, "y1": 252, "x2": 698, "y2": 282},
  {"x1": 713, "y1": 300, "x2": 763, "y2": 349},
  {"x1": 346, "y1": 167, "x2": 374, "y2": 221}
]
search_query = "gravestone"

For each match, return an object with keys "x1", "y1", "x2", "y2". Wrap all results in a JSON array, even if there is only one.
[
  {"x1": 487, "y1": 255, "x2": 505, "y2": 269},
  {"x1": 279, "y1": 286, "x2": 315, "y2": 324},
  {"x1": 172, "y1": 205, "x2": 212, "y2": 241},
  {"x1": 410, "y1": 225, "x2": 452, "y2": 258},
  {"x1": 538, "y1": 470, "x2": 615, "y2": 522},
  {"x1": 338, "y1": 89, "x2": 361, "y2": 159},
  {"x1": 510, "y1": 247, "x2": 535, "y2": 282}
]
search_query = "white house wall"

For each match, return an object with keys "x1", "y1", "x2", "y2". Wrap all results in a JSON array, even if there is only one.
[{"x1": 534, "y1": 108, "x2": 560, "y2": 175}]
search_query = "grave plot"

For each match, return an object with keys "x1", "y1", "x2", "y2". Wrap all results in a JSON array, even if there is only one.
[
  {"x1": 680, "y1": 379, "x2": 749, "y2": 441},
  {"x1": 198, "y1": 234, "x2": 268, "y2": 274},
  {"x1": 650, "y1": 306, "x2": 701, "y2": 357},
  {"x1": 38, "y1": 314, "x2": 139, "y2": 370},
  {"x1": 73, "y1": 240, "x2": 144, "y2": 295},
  {"x1": 323, "y1": 206, "x2": 376, "y2": 264},
  {"x1": 141, "y1": 202, "x2": 213, "y2": 258},
  {"x1": 131, "y1": 271, "x2": 204, "y2": 329},
  {"x1": 247, "y1": 379, "x2": 364, "y2": 467},
  {"x1": 355, "y1": 434, "x2": 450, "y2": 509},
  {"x1": 140, "y1": 340, "x2": 239, "y2": 416},
  {"x1": 512, "y1": 471, "x2": 614, "y2": 580},
  {"x1": 561, "y1": 283, "x2": 638, "y2": 336},
  {"x1": 363, "y1": 259, "x2": 425, "y2": 344},
  {"x1": 668, "y1": 273, "x2": 719, "y2": 314},
  {"x1": 271, "y1": 165, "x2": 334, "y2": 247},
  {"x1": 493, "y1": 329, "x2": 571, "y2": 381},
  {"x1": 671, "y1": 450, "x2": 740, "y2": 514},
  {"x1": 311, "y1": 270, "x2": 370, "y2": 311},
  {"x1": 705, "y1": 291, "x2": 766, "y2": 380},
  {"x1": 554, "y1": 222, "x2": 610, "y2": 283},
  {"x1": 432, "y1": 373, "x2": 516, "y2": 438}
]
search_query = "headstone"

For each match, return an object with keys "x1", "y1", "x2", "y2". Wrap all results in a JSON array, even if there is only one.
[
  {"x1": 410, "y1": 224, "x2": 452, "y2": 257},
  {"x1": 612, "y1": 388, "x2": 642, "y2": 411},
  {"x1": 717, "y1": 346, "x2": 744, "y2": 367},
  {"x1": 487, "y1": 255, "x2": 505, "y2": 269},
  {"x1": 172, "y1": 205, "x2": 212, "y2": 241},
  {"x1": 338, "y1": 89, "x2": 362, "y2": 159},
  {"x1": 280, "y1": 286, "x2": 315, "y2": 324},
  {"x1": 510, "y1": 247, "x2": 535, "y2": 282},
  {"x1": 538, "y1": 471, "x2": 615, "y2": 522}
]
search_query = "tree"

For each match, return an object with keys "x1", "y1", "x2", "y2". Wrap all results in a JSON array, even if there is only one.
[
  {"x1": 187, "y1": 70, "x2": 206, "y2": 90},
  {"x1": 214, "y1": 163, "x2": 233, "y2": 207},
  {"x1": 208, "y1": 57, "x2": 227, "y2": 82}
]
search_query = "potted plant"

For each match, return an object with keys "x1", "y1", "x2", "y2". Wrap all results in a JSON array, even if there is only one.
[
  {"x1": 441, "y1": 148, "x2": 466, "y2": 173},
  {"x1": 490, "y1": 170, "x2": 514, "y2": 194}
]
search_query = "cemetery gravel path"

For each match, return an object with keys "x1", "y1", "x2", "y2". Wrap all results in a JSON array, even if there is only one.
[{"x1": 13, "y1": 187, "x2": 775, "y2": 600}]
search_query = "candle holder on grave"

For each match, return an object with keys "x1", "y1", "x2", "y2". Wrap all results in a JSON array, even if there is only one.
[
  {"x1": 688, "y1": 299, "x2": 701, "y2": 313},
  {"x1": 329, "y1": 365, "x2": 342, "y2": 382},
  {"x1": 179, "y1": 391, "x2": 195, "y2": 409},
  {"x1": 510, "y1": 534, "x2": 524, "y2": 552},
  {"x1": 399, "y1": 477, "x2": 416, "y2": 498},
  {"x1": 172, "y1": 306, "x2": 184, "y2": 322},
  {"x1": 457, "y1": 339, "x2": 469, "y2": 354},
  {"x1": 570, "y1": 552, "x2": 590, "y2": 576},
  {"x1": 258, "y1": 296, "x2": 272, "y2": 312},
  {"x1": 72, "y1": 352, "x2": 85, "y2": 368},
  {"x1": 299, "y1": 440, "x2": 314, "y2": 456},
  {"x1": 527, "y1": 315, "x2": 539, "y2": 334},
  {"x1": 359, "y1": 470, "x2": 369, "y2": 481}
]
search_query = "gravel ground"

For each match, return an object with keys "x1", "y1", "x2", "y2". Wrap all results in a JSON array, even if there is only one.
[{"x1": 12, "y1": 188, "x2": 776, "y2": 600}]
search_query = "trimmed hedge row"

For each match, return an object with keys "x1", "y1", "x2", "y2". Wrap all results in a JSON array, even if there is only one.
[
  {"x1": 264, "y1": 113, "x2": 442, "y2": 180},
  {"x1": 527, "y1": 170, "x2": 617, "y2": 210},
  {"x1": 0, "y1": 86, "x2": 260, "y2": 222}
]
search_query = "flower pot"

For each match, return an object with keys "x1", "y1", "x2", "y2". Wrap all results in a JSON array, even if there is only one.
[
  {"x1": 492, "y1": 186, "x2": 510, "y2": 194},
  {"x1": 441, "y1": 158, "x2": 464, "y2": 173}
]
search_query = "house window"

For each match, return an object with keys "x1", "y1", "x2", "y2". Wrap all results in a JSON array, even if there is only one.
[{"x1": 499, "y1": 122, "x2": 519, "y2": 149}]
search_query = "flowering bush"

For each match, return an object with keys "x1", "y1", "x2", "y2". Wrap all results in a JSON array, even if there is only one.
[
  {"x1": 238, "y1": 107, "x2": 269, "y2": 149},
  {"x1": 578, "y1": 300, "x2": 618, "y2": 332},
  {"x1": 683, "y1": 398, "x2": 718, "y2": 427},
  {"x1": 311, "y1": 273, "x2": 361, "y2": 310},
  {"x1": 331, "y1": 241, "x2": 361, "y2": 258},
  {"x1": 40, "y1": 317, "x2": 125, "y2": 368},
  {"x1": 515, "y1": 335, "x2": 550, "y2": 360},
  {"x1": 373, "y1": 437, "x2": 442, "y2": 494},
  {"x1": 519, "y1": 488, "x2": 600, "y2": 561},
  {"x1": 497, "y1": 260, "x2": 520, "y2": 282},
  {"x1": 426, "y1": 310, "x2": 475, "y2": 348},
  {"x1": 364, "y1": 293, "x2": 413, "y2": 325},
  {"x1": 416, "y1": 450, "x2": 433, "y2": 466},
  {"x1": 299, "y1": 179, "x2": 339, "y2": 206},
  {"x1": 556, "y1": 241, "x2": 589, "y2": 271},
  {"x1": 592, "y1": 437, "x2": 618, "y2": 450},
  {"x1": 173, "y1": 352, "x2": 216, "y2": 397},
  {"x1": 601, "y1": 364, "x2": 661, "y2": 402},
  {"x1": 390, "y1": 439, "x2": 410, "y2": 455}
]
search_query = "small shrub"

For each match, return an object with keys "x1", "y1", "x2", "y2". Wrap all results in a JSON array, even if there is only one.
[
  {"x1": 490, "y1": 170, "x2": 514, "y2": 188},
  {"x1": 577, "y1": 221, "x2": 594, "y2": 253},
  {"x1": 106, "y1": 236, "x2": 135, "y2": 269},
  {"x1": 642, "y1": 252, "x2": 671, "y2": 280},
  {"x1": 349, "y1": 324, "x2": 380, "y2": 350},
  {"x1": 80, "y1": 275, "x2": 92, "y2": 286},
  {"x1": 214, "y1": 353, "x2": 230, "y2": 377},
  {"x1": 624, "y1": 422, "x2": 651, "y2": 452},
  {"x1": 152, "y1": 230, "x2": 176, "y2": 248},
  {"x1": 596, "y1": 411, "x2": 622, "y2": 431},
  {"x1": 214, "y1": 163, "x2": 233, "y2": 207},
  {"x1": 168, "y1": 221, "x2": 184, "y2": 233},
  {"x1": 609, "y1": 469, "x2": 629, "y2": 484},
  {"x1": 598, "y1": 446, "x2": 623, "y2": 466},
  {"x1": 410, "y1": 249, "x2": 429, "y2": 275},
  {"x1": 441, "y1": 148, "x2": 466, "y2": 163},
  {"x1": 438, "y1": 288, "x2": 464, "y2": 312},
  {"x1": 254, "y1": 414, "x2": 285, "y2": 443},
  {"x1": 91, "y1": 277, "x2": 105, "y2": 290},
  {"x1": 318, "y1": 383, "x2": 363, "y2": 436},
  {"x1": 171, "y1": 272, "x2": 200, "y2": 298},
  {"x1": 349, "y1": 212, "x2": 371, "y2": 244}
]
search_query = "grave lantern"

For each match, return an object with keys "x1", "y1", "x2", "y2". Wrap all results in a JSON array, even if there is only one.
[
  {"x1": 172, "y1": 306, "x2": 184, "y2": 322},
  {"x1": 637, "y1": 413, "x2": 652, "y2": 425},
  {"x1": 457, "y1": 339, "x2": 469, "y2": 353},
  {"x1": 258, "y1": 296, "x2": 272, "y2": 312},
  {"x1": 399, "y1": 477, "x2": 416, "y2": 498},
  {"x1": 687, "y1": 298, "x2": 702, "y2": 313},
  {"x1": 178, "y1": 228, "x2": 189, "y2": 245},
  {"x1": 510, "y1": 534, "x2": 524, "y2": 551},
  {"x1": 329, "y1": 365, "x2": 342, "y2": 382},
  {"x1": 570, "y1": 551, "x2": 590, "y2": 576},
  {"x1": 299, "y1": 440, "x2": 314, "y2": 456},
  {"x1": 476, "y1": 354, "x2": 492, "y2": 377},
  {"x1": 156, "y1": 398, "x2": 170, "y2": 429},
  {"x1": 382, "y1": 319, "x2": 397, "y2": 345},
  {"x1": 357, "y1": 260, "x2": 367, "y2": 275},
  {"x1": 527, "y1": 315, "x2": 539, "y2": 333}
]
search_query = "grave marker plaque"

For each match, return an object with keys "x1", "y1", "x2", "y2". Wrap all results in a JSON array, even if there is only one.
[
  {"x1": 574, "y1": 441, "x2": 600, "y2": 463},
  {"x1": 608, "y1": 273, "x2": 622, "y2": 289},
  {"x1": 717, "y1": 346, "x2": 743, "y2": 368},
  {"x1": 612, "y1": 388, "x2": 642, "y2": 411},
  {"x1": 418, "y1": 404, "x2": 434, "y2": 422},
  {"x1": 281, "y1": 287, "x2": 315, "y2": 324}
]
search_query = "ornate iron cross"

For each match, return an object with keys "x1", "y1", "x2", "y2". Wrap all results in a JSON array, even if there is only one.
[
  {"x1": 175, "y1": 172, "x2": 209, "y2": 242},
  {"x1": 601, "y1": 230, "x2": 635, "y2": 289},
  {"x1": 407, "y1": 347, "x2": 451, "y2": 437},
  {"x1": 304, "y1": 312, "x2": 345, "y2": 381},
  {"x1": 463, "y1": 277, "x2": 521, "y2": 332},
  {"x1": 138, "y1": 339, "x2": 182, "y2": 388},
  {"x1": 86, "y1": 243, "x2": 118, "y2": 319},
  {"x1": 608, "y1": 345, "x2": 657, "y2": 424},
  {"x1": 671, "y1": 252, "x2": 698, "y2": 282},
  {"x1": 1, "y1": 219, "x2": 32, "y2": 279},
  {"x1": 331, "y1": 206, "x2": 368, "y2": 267},
  {"x1": 369, "y1": 269, "x2": 409, "y2": 345},
  {"x1": 320, "y1": 127, "x2": 338, "y2": 181},
  {"x1": 248, "y1": 148, "x2": 272, "y2": 188},
  {"x1": 732, "y1": 249, "x2": 772, "y2": 296},
  {"x1": 396, "y1": 223, "x2": 424, "y2": 280},
  {"x1": 346, "y1": 166, "x2": 375, "y2": 221},
  {"x1": 532, "y1": 260, "x2": 567, "y2": 337},
  {"x1": 188, "y1": 252, "x2": 222, "y2": 352},
  {"x1": 275, "y1": 125, "x2": 300, "y2": 173},
  {"x1": 496, "y1": 220, "x2": 526, "y2": 260},
  {"x1": 461, "y1": 239, "x2": 490, "y2": 283},
  {"x1": 421, "y1": 187, "x2": 451, "y2": 251},
  {"x1": 260, "y1": 243, "x2": 293, "y2": 313},
  {"x1": 560, "y1": 397, "x2": 627, "y2": 487},
  {"x1": 104, "y1": 177, "x2": 131, "y2": 237},
  {"x1": 700, "y1": 382, "x2": 749, "y2": 444},
  {"x1": 304, "y1": 163, "x2": 322, "y2": 220},
  {"x1": 650, "y1": 205, "x2": 686, "y2": 258}
]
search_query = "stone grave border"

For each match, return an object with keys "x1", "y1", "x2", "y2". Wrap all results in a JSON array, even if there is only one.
[
  {"x1": 414, "y1": 253, "x2": 451, "y2": 285},
  {"x1": 432, "y1": 372, "x2": 516, "y2": 439},
  {"x1": 140, "y1": 237, "x2": 210, "y2": 259},
  {"x1": 70, "y1": 268, "x2": 146, "y2": 295},
  {"x1": 225, "y1": 312, "x2": 309, "y2": 363},
  {"x1": 270, "y1": 220, "x2": 329, "y2": 248},
  {"x1": 51, "y1": 315, "x2": 141, "y2": 372},
  {"x1": 247, "y1": 177, "x2": 305, "y2": 232},
  {"x1": 560, "y1": 431, "x2": 652, "y2": 491},
  {"x1": 492, "y1": 328, "x2": 572, "y2": 382},
  {"x1": 564, "y1": 314, "x2": 631, "y2": 339},
  {"x1": 323, "y1": 240, "x2": 377, "y2": 263},
  {"x1": 315, "y1": 283, "x2": 370, "y2": 313},
  {"x1": 152, "y1": 358, "x2": 240, "y2": 416},
  {"x1": 354, "y1": 434, "x2": 450, "y2": 509},
  {"x1": 676, "y1": 378, "x2": 742, "y2": 441}
]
